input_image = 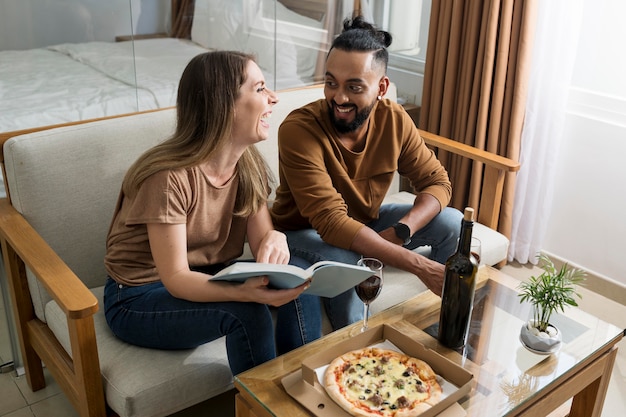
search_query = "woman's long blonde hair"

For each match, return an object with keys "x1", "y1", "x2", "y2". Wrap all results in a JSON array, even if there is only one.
[{"x1": 122, "y1": 51, "x2": 273, "y2": 216}]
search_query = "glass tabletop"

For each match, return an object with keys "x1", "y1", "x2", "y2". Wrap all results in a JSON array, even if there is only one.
[
  {"x1": 234, "y1": 267, "x2": 625, "y2": 417},
  {"x1": 417, "y1": 272, "x2": 624, "y2": 415}
]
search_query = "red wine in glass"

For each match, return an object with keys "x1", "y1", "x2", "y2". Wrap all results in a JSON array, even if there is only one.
[
  {"x1": 356, "y1": 276, "x2": 382, "y2": 303},
  {"x1": 471, "y1": 251, "x2": 481, "y2": 265},
  {"x1": 355, "y1": 258, "x2": 384, "y2": 332}
]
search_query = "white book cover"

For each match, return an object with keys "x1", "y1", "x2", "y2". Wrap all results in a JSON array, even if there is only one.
[{"x1": 211, "y1": 260, "x2": 374, "y2": 298}]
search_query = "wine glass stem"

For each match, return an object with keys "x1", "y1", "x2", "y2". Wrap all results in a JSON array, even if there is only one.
[{"x1": 362, "y1": 302, "x2": 370, "y2": 331}]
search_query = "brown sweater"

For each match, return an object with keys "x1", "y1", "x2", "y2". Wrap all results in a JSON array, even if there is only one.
[{"x1": 270, "y1": 98, "x2": 451, "y2": 249}]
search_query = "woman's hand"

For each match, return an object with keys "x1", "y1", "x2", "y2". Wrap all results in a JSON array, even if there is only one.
[
  {"x1": 240, "y1": 276, "x2": 309, "y2": 307},
  {"x1": 246, "y1": 205, "x2": 290, "y2": 264},
  {"x1": 255, "y1": 230, "x2": 289, "y2": 264}
]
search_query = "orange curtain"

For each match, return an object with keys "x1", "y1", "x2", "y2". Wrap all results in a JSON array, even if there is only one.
[
  {"x1": 171, "y1": 0, "x2": 195, "y2": 39},
  {"x1": 419, "y1": 0, "x2": 537, "y2": 239}
]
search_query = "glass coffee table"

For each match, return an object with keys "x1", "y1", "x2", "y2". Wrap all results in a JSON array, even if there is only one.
[{"x1": 234, "y1": 266, "x2": 624, "y2": 416}]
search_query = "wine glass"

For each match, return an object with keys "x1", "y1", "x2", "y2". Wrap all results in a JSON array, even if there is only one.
[
  {"x1": 471, "y1": 237, "x2": 482, "y2": 266},
  {"x1": 355, "y1": 258, "x2": 384, "y2": 332}
]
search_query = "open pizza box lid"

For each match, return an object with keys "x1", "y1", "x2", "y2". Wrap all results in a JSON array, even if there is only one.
[{"x1": 282, "y1": 323, "x2": 473, "y2": 417}]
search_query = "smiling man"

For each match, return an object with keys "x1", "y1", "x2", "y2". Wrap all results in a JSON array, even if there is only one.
[{"x1": 270, "y1": 16, "x2": 463, "y2": 330}]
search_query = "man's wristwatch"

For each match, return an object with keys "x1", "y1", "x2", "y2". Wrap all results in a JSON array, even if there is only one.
[{"x1": 392, "y1": 222, "x2": 411, "y2": 246}]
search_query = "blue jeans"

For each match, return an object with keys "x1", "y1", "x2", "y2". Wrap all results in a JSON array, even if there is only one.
[
  {"x1": 104, "y1": 259, "x2": 322, "y2": 375},
  {"x1": 284, "y1": 204, "x2": 462, "y2": 330},
  {"x1": 275, "y1": 255, "x2": 322, "y2": 353}
]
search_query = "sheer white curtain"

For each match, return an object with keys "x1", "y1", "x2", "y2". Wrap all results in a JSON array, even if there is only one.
[{"x1": 508, "y1": 0, "x2": 584, "y2": 264}]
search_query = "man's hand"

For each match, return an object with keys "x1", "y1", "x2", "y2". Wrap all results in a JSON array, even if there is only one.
[{"x1": 414, "y1": 257, "x2": 445, "y2": 296}]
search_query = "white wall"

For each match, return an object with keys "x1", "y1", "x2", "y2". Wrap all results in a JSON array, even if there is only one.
[{"x1": 541, "y1": 0, "x2": 626, "y2": 287}]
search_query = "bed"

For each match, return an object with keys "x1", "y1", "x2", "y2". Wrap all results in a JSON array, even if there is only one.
[{"x1": 0, "y1": 0, "x2": 336, "y2": 197}]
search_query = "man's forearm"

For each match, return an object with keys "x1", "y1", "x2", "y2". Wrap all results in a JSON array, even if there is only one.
[{"x1": 398, "y1": 193, "x2": 441, "y2": 235}]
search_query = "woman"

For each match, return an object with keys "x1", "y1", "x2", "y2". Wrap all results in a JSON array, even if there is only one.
[{"x1": 104, "y1": 51, "x2": 320, "y2": 375}]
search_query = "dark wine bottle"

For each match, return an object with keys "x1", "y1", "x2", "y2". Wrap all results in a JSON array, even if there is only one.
[{"x1": 438, "y1": 207, "x2": 478, "y2": 349}]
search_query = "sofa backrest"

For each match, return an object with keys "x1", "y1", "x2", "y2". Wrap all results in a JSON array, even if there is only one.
[
  {"x1": 2, "y1": 83, "x2": 397, "y2": 322},
  {"x1": 3, "y1": 111, "x2": 177, "y2": 321}
]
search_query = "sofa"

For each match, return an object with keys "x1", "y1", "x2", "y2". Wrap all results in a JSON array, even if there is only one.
[{"x1": 0, "y1": 84, "x2": 513, "y2": 417}]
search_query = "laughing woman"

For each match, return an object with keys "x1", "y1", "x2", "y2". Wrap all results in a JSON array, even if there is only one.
[{"x1": 103, "y1": 51, "x2": 321, "y2": 375}]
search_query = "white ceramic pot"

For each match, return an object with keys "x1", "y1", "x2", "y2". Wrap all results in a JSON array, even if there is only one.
[{"x1": 519, "y1": 321, "x2": 562, "y2": 354}]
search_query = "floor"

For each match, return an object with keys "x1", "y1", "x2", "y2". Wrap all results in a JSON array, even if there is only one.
[{"x1": 1, "y1": 261, "x2": 624, "y2": 417}]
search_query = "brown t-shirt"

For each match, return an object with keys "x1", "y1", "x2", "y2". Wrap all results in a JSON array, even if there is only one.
[
  {"x1": 270, "y1": 98, "x2": 451, "y2": 249},
  {"x1": 104, "y1": 167, "x2": 246, "y2": 286}
]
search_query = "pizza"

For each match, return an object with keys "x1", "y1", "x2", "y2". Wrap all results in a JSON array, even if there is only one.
[{"x1": 323, "y1": 347, "x2": 443, "y2": 417}]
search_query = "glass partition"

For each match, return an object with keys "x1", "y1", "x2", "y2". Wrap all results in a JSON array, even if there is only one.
[
  {"x1": 0, "y1": 0, "x2": 430, "y2": 135},
  {"x1": 0, "y1": 0, "x2": 145, "y2": 372},
  {"x1": 0, "y1": 0, "x2": 428, "y2": 371}
]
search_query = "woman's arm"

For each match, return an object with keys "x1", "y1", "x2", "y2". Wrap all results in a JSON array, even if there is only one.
[
  {"x1": 146, "y1": 222, "x2": 303, "y2": 305},
  {"x1": 246, "y1": 205, "x2": 290, "y2": 264}
]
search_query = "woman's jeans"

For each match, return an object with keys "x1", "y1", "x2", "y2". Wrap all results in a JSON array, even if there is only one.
[
  {"x1": 104, "y1": 259, "x2": 322, "y2": 375},
  {"x1": 284, "y1": 204, "x2": 462, "y2": 331}
]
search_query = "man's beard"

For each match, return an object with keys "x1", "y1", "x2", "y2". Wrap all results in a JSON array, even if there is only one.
[{"x1": 329, "y1": 100, "x2": 376, "y2": 134}]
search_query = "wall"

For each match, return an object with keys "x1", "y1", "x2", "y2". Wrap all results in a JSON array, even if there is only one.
[
  {"x1": 542, "y1": 0, "x2": 626, "y2": 290},
  {"x1": 0, "y1": 0, "x2": 168, "y2": 50}
]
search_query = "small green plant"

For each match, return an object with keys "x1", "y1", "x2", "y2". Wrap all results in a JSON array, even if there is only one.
[{"x1": 518, "y1": 254, "x2": 586, "y2": 333}]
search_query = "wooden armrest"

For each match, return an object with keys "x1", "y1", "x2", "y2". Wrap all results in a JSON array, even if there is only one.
[
  {"x1": 418, "y1": 130, "x2": 520, "y2": 173},
  {"x1": 0, "y1": 199, "x2": 98, "y2": 319},
  {"x1": 418, "y1": 129, "x2": 520, "y2": 229},
  {"x1": 0, "y1": 198, "x2": 105, "y2": 416}
]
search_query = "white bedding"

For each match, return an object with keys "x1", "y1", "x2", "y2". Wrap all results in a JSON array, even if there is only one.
[
  {"x1": 0, "y1": 38, "x2": 207, "y2": 134},
  {"x1": 48, "y1": 38, "x2": 210, "y2": 108},
  {"x1": 0, "y1": 47, "x2": 156, "y2": 133}
]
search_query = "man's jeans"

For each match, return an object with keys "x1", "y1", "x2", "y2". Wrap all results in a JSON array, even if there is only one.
[{"x1": 284, "y1": 204, "x2": 462, "y2": 330}]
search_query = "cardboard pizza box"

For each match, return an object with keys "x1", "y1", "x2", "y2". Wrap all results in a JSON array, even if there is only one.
[{"x1": 282, "y1": 323, "x2": 473, "y2": 417}]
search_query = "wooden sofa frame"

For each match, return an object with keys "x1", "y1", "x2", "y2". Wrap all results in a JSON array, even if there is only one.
[{"x1": 0, "y1": 104, "x2": 518, "y2": 417}]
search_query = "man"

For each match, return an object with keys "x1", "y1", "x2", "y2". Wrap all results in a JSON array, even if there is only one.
[{"x1": 270, "y1": 16, "x2": 462, "y2": 330}]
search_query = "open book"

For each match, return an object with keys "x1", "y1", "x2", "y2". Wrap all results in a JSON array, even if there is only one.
[{"x1": 210, "y1": 260, "x2": 374, "y2": 298}]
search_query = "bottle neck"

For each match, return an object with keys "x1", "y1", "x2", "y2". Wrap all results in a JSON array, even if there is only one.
[{"x1": 458, "y1": 219, "x2": 474, "y2": 256}]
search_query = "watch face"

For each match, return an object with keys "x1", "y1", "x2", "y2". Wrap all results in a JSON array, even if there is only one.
[{"x1": 394, "y1": 222, "x2": 411, "y2": 244}]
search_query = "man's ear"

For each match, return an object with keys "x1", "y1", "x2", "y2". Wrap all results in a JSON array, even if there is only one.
[{"x1": 378, "y1": 76, "x2": 390, "y2": 98}]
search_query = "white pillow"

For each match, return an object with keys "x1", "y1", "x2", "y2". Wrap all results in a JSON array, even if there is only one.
[
  {"x1": 190, "y1": 0, "x2": 247, "y2": 51},
  {"x1": 267, "y1": 0, "x2": 325, "y2": 80}
]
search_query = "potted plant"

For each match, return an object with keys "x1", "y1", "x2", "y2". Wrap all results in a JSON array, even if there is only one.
[{"x1": 517, "y1": 254, "x2": 586, "y2": 354}]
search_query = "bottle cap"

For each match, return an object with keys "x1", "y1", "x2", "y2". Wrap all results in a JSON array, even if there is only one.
[{"x1": 463, "y1": 207, "x2": 474, "y2": 221}]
